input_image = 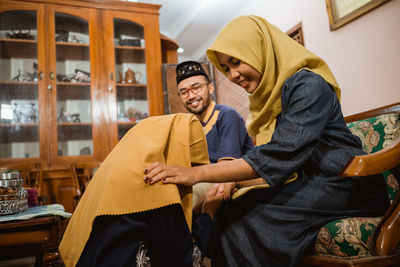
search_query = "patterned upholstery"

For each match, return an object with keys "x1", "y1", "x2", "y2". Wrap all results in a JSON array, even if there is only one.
[{"x1": 313, "y1": 113, "x2": 400, "y2": 257}]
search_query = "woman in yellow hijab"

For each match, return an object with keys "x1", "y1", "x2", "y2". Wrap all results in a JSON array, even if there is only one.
[
  {"x1": 59, "y1": 113, "x2": 224, "y2": 267},
  {"x1": 144, "y1": 16, "x2": 389, "y2": 267}
]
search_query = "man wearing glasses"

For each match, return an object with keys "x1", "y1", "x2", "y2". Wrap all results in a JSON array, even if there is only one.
[{"x1": 176, "y1": 61, "x2": 253, "y2": 164}]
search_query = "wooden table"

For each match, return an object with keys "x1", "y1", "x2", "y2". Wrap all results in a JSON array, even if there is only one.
[{"x1": 0, "y1": 215, "x2": 63, "y2": 266}]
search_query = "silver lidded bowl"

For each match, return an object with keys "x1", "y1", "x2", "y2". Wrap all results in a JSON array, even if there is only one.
[{"x1": 0, "y1": 171, "x2": 28, "y2": 215}]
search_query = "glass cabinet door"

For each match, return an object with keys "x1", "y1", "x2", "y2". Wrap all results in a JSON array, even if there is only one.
[
  {"x1": 113, "y1": 19, "x2": 149, "y2": 139},
  {"x1": 0, "y1": 8, "x2": 42, "y2": 159},
  {"x1": 54, "y1": 13, "x2": 92, "y2": 157}
]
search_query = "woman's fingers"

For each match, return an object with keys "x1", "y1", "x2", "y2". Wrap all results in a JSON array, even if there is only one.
[
  {"x1": 144, "y1": 162, "x2": 169, "y2": 184},
  {"x1": 144, "y1": 161, "x2": 162, "y2": 175},
  {"x1": 144, "y1": 162, "x2": 195, "y2": 186}
]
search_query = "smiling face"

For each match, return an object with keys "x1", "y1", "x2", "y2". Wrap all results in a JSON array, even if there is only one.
[
  {"x1": 177, "y1": 75, "x2": 214, "y2": 118},
  {"x1": 216, "y1": 52, "x2": 262, "y2": 94}
]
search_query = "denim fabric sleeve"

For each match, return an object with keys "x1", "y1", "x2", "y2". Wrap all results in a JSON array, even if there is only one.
[{"x1": 243, "y1": 71, "x2": 337, "y2": 186}]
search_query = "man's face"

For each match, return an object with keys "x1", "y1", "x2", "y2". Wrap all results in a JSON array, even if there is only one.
[{"x1": 178, "y1": 75, "x2": 213, "y2": 115}]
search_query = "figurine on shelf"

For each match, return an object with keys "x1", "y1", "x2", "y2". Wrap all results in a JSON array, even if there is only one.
[
  {"x1": 71, "y1": 113, "x2": 81, "y2": 123},
  {"x1": 75, "y1": 69, "x2": 90, "y2": 83},
  {"x1": 58, "y1": 107, "x2": 68, "y2": 122},
  {"x1": 28, "y1": 103, "x2": 37, "y2": 123},
  {"x1": 57, "y1": 73, "x2": 72, "y2": 82},
  {"x1": 6, "y1": 24, "x2": 34, "y2": 40},
  {"x1": 124, "y1": 68, "x2": 142, "y2": 84},
  {"x1": 71, "y1": 35, "x2": 84, "y2": 44},
  {"x1": 11, "y1": 69, "x2": 21, "y2": 82},
  {"x1": 55, "y1": 29, "x2": 69, "y2": 42},
  {"x1": 124, "y1": 107, "x2": 147, "y2": 123},
  {"x1": 80, "y1": 147, "x2": 91, "y2": 156},
  {"x1": 119, "y1": 38, "x2": 141, "y2": 47},
  {"x1": 21, "y1": 70, "x2": 34, "y2": 82},
  {"x1": 118, "y1": 72, "x2": 124, "y2": 84},
  {"x1": 12, "y1": 103, "x2": 22, "y2": 124},
  {"x1": 32, "y1": 62, "x2": 38, "y2": 82}
]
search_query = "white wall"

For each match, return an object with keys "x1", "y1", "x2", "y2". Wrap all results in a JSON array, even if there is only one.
[{"x1": 201, "y1": 0, "x2": 400, "y2": 116}]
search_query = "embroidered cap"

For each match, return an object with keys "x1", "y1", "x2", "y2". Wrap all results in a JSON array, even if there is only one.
[{"x1": 176, "y1": 61, "x2": 208, "y2": 84}]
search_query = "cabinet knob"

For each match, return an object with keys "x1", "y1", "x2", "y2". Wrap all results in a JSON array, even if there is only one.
[
  {"x1": 39, "y1": 71, "x2": 44, "y2": 80},
  {"x1": 108, "y1": 86, "x2": 113, "y2": 92},
  {"x1": 50, "y1": 72, "x2": 55, "y2": 80},
  {"x1": 48, "y1": 85, "x2": 52, "y2": 90}
]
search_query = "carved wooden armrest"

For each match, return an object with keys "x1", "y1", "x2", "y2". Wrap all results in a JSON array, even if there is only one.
[
  {"x1": 339, "y1": 138, "x2": 400, "y2": 256},
  {"x1": 339, "y1": 138, "x2": 400, "y2": 178}
]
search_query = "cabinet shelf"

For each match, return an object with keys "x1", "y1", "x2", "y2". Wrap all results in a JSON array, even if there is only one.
[
  {"x1": 115, "y1": 45, "x2": 144, "y2": 50},
  {"x1": 0, "y1": 38, "x2": 37, "y2": 44},
  {"x1": 0, "y1": 39, "x2": 37, "y2": 59},
  {"x1": 116, "y1": 83, "x2": 146, "y2": 87},
  {"x1": 56, "y1": 41, "x2": 89, "y2": 47},
  {"x1": 0, "y1": 123, "x2": 38, "y2": 127},
  {"x1": 57, "y1": 82, "x2": 90, "y2": 86},
  {"x1": 0, "y1": 81, "x2": 38, "y2": 85},
  {"x1": 58, "y1": 122, "x2": 92, "y2": 126}
]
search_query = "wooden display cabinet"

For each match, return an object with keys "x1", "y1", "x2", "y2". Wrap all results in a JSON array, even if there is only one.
[{"x1": 0, "y1": 0, "x2": 168, "y2": 209}]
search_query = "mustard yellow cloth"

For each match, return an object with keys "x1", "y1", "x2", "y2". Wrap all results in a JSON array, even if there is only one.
[
  {"x1": 59, "y1": 113, "x2": 209, "y2": 267},
  {"x1": 207, "y1": 15, "x2": 340, "y2": 145},
  {"x1": 231, "y1": 173, "x2": 297, "y2": 199}
]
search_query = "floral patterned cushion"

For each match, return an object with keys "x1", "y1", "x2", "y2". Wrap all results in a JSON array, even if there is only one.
[
  {"x1": 347, "y1": 113, "x2": 400, "y2": 201},
  {"x1": 346, "y1": 113, "x2": 399, "y2": 154},
  {"x1": 313, "y1": 113, "x2": 400, "y2": 257}
]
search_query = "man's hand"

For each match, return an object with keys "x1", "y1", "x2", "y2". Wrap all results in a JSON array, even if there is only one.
[{"x1": 201, "y1": 184, "x2": 225, "y2": 220}]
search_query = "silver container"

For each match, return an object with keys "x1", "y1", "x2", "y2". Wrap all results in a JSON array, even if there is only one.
[{"x1": 0, "y1": 172, "x2": 28, "y2": 215}]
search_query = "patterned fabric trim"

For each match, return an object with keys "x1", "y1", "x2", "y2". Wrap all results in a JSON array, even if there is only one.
[
  {"x1": 193, "y1": 244, "x2": 202, "y2": 267},
  {"x1": 347, "y1": 113, "x2": 399, "y2": 201},
  {"x1": 136, "y1": 242, "x2": 151, "y2": 267},
  {"x1": 135, "y1": 241, "x2": 202, "y2": 266},
  {"x1": 313, "y1": 217, "x2": 381, "y2": 257},
  {"x1": 346, "y1": 113, "x2": 399, "y2": 154}
]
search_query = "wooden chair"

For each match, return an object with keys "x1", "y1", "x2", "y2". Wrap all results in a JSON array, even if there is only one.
[
  {"x1": 69, "y1": 161, "x2": 101, "y2": 210},
  {"x1": 302, "y1": 102, "x2": 400, "y2": 266},
  {"x1": 0, "y1": 161, "x2": 46, "y2": 205}
]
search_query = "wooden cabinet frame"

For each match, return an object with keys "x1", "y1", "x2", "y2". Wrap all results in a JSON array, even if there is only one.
[{"x1": 0, "y1": 0, "x2": 166, "y2": 209}]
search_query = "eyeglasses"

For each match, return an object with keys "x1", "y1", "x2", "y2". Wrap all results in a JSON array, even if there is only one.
[{"x1": 178, "y1": 83, "x2": 209, "y2": 99}]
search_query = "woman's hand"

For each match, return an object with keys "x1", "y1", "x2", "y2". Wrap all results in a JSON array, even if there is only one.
[
  {"x1": 144, "y1": 158, "x2": 259, "y2": 186},
  {"x1": 144, "y1": 162, "x2": 200, "y2": 186}
]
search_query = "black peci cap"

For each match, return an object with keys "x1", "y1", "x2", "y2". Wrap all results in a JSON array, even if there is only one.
[{"x1": 176, "y1": 61, "x2": 208, "y2": 84}]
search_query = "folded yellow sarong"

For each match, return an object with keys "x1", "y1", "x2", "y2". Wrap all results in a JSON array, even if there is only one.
[{"x1": 59, "y1": 113, "x2": 209, "y2": 267}]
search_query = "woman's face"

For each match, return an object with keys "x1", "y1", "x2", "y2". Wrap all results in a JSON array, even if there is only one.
[{"x1": 216, "y1": 52, "x2": 262, "y2": 94}]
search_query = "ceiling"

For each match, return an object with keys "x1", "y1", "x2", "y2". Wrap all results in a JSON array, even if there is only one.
[{"x1": 129, "y1": 0, "x2": 256, "y2": 61}]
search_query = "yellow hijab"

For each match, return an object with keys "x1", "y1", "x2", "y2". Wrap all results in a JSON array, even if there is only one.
[
  {"x1": 207, "y1": 15, "x2": 340, "y2": 145},
  {"x1": 59, "y1": 113, "x2": 209, "y2": 267}
]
